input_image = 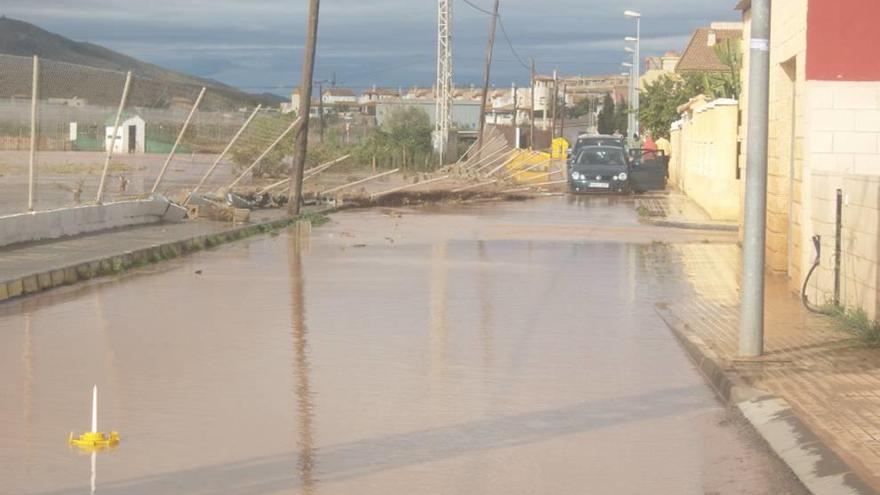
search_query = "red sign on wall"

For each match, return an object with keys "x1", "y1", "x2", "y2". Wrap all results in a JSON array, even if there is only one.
[{"x1": 807, "y1": 0, "x2": 880, "y2": 81}]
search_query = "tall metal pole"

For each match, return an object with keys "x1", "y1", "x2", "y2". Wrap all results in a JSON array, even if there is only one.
[
  {"x1": 529, "y1": 58, "x2": 536, "y2": 150},
  {"x1": 96, "y1": 71, "x2": 132, "y2": 204},
  {"x1": 550, "y1": 70, "x2": 558, "y2": 137},
  {"x1": 288, "y1": 0, "x2": 320, "y2": 217},
  {"x1": 318, "y1": 82, "x2": 325, "y2": 143},
  {"x1": 739, "y1": 0, "x2": 771, "y2": 357},
  {"x1": 512, "y1": 83, "x2": 518, "y2": 148},
  {"x1": 435, "y1": 0, "x2": 453, "y2": 165},
  {"x1": 28, "y1": 55, "x2": 38, "y2": 212},
  {"x1": 634, "y1": 17, "x2": 641, "y2": 139},
  {"x1": 560, "y1": 84, "x2": 567, "y2": 141},
  {"x1": 477, "y1": 0, "x2": 500, "y2": 154},
  {"x1": 151, "y1": 87, "x2": 206, "y2": 194}
]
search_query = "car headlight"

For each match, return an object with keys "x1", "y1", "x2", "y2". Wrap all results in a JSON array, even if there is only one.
[
  {"x1": 571, "y1": 171, "x2": 582, "y2": 180},
  {"x1": 617, "y1": 172, "x2": 628, "y2": 181}
]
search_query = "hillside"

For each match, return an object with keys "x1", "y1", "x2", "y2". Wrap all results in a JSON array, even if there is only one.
[{"x1": 0, "y1": 16, "x2": 284, "y2": 109}]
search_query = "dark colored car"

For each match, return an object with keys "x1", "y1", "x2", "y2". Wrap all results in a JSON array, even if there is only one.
[
  {"x1": 568, "y1": 146, "x2": 629, "y2": 193},
  {"x1": 568, "y1": 134, "x2": 627, "y2": 165},
  {"x1": 627, "y1": 148, "x2": 668, "y2": 193}
]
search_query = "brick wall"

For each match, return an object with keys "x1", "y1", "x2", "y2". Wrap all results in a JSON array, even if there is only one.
[{"x1": 807, "y1": 82, "x2": 880, "y2": 317}]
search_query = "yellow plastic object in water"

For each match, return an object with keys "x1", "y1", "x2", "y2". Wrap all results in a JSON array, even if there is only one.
[
  {"x1": 69, "y1": 385, "x2": 120, "y2": 452},
  {"x1": 68, "y1": 431, "x2": 120, "y2": 451}
]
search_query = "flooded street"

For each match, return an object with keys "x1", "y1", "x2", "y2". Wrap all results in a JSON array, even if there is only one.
[{"x1": 0, "y1": 196, "x2": 806, "y2": 494}]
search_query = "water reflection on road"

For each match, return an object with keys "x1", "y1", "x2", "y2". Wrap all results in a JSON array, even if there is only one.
[{"x1": 0, "y1": 196, "x2": 804, "y2": 494}]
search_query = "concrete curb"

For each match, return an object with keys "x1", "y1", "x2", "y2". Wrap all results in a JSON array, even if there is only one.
[
  {"x1": 656, "y1": 305, "x2": 877, "y2": 495},
  {"x1": 0, "y1": 210, "x2": 331, "y2": 304}
]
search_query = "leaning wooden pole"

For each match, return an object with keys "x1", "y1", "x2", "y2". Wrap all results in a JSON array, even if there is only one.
[
  {"x1": 370, "y1": 175, "x2": 450, "y2": 199},
  {"x1": 288, "y1": 0, "x2": 321, "y2": 217},
  {"x1": 256, "y1": 153, "x2": 350, "y2": 195},
  {"x1": 151, "y1": 87, "x2": 206, "y2": 194},
  {"x1": 476, "y1": 0, "x2": 500, "y2": 161}
]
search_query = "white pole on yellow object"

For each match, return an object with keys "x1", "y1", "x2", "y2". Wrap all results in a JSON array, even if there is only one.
[{"x1": 91, "y1": 385, "x2": 97, "y2": 433}]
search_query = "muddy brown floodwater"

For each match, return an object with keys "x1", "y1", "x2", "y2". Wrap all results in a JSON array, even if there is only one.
[{"x1": 0, "y1": 196, "x2": 807, "y2": 494}]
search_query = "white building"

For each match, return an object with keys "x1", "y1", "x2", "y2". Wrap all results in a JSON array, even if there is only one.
[{"x1": 104, "y1": 114, "x2": 145, "y2": 154}]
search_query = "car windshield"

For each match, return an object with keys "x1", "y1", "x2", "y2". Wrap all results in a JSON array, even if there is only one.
[
  {"x1": 577, "y1": 137, "x2": 623, "y2": 149},
  {"x1": 576, "y1": 148, "x2": 626, "y2": 166}
]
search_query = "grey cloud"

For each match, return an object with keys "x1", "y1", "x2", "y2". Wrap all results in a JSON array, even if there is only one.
[{"x1": 2, "y1": 0, "x2": 739, "y2": 94}]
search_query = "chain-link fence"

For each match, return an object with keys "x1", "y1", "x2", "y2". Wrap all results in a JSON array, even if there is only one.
[
  {"x1": 0, "y1": 54, "x2": 428, "y2": 216},
  {"x1": 0, "y1": 54, "x2": 310, "y2": 214}
]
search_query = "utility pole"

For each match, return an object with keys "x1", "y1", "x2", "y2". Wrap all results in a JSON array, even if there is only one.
[
  {"x1": 435, "y1": 0, "x2": 453, "y2": 165},
  {"x1": 550, "y1": 71, "x2": 558, "y2": 139},
  {"x1": 529, "y1": 58, "x2": 535, "y2": 150},
  {"x1": 477, "y1": 0, "x2": 500, "y2": 153},
  {"x1": 317, "y1": 82, "x2": 325, "y2": 143},
  {"x1": 740, "y1": 0, "x2": 771, "y2": 357},
  {"x1": 288, "y1": 0, "x2": 320, "y2": 217},
  {"x1": 560, "y1": 84, "x2": 567, "y2": 142},
  {"x1": 512, "y1": 83, "x2": 518, "y2": 148}
]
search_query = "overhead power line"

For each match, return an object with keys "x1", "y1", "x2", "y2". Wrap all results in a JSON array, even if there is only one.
[
  {"x1": 461, "y1": 0, "x2": 530, "y2": 72},
  {"x1": 497, "y1": 17, "x2": 530, "y2": 71}
]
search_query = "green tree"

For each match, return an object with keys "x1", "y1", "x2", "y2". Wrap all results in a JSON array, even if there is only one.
[
  {"x1": 567, "y1": 96, "x2": 594, "y2": 119},
  {"x1": 639, "y1": 75, "x2": 691, "y2": 139},
  {"x1": 597, "y1": 93, "x2": 616, "y2": 135},
  {"x1": 355, "y1": 106, "x2": 435, "y2": 170},
  {"x1": 614, "y1": 101, "x2": 629, "y2": 138},
  {"x1": 230, "y1": 113, "x2": 297, "y2": 178}
]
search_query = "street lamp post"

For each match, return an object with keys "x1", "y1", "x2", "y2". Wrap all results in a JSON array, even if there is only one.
[
  {"x1": 624, "y1": 45, "x2": 636, "y2": 138},
  {"x1": 625, "y1": 10, "x2": 641, "y2": 144},
  {"x1": 621, "y1": 61, "x2": 633, "y2": 138}
]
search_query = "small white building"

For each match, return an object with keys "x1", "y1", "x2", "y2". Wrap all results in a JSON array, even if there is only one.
[{"x1": 105, "y1": 114, "x2": 145, "y2": 154}]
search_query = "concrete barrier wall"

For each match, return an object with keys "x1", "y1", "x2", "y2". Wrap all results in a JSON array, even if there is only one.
[
  {"x1": 0, "y1": 197, "x2": 186, "y2": 248},
  {"x1": 670, "y1": 99, "x2": 741, "y2": 222}
]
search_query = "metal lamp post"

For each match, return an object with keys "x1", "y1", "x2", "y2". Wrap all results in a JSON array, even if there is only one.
[
  {"x1": 621, "y1": 62, "x2": 633, "y2": 138},
  {"x1": 625, "y1": 10, "x2": 641, "y2": 143}
]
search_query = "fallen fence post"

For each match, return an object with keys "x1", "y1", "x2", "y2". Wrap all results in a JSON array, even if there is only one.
[
  {"x1": 463, "y1": 135, "x2": 505, "y2": 170},
  {"x1": 151, "y1": 87, "x2": 206, "y2": 194},
  {"x1": 224, "y1": 116, "x2": 302, "y2": 192},
  {"x1": 473, "y1": 148, "x2": 514, "y2": 173},
  {"x1": 466, "y1": 146, "x2": 509, "y2": 173},
  {"x1": 485, "y1": 152, "x2": 524, "y2": 177},
  {"x1": 451, "y1": 179, "x2": 497, "y2": 192},
  {"x1": 320, "y1": 168, "x2": 399, "y2": 195},
  {"x1": 184, "y1": 105, "x2": 262, "y2": 205},
  {"x1": 526, "y1": 178, "x2": 567, "y2": 187},
  {"x1": 502, "y1": 159, "x2": 552, "y2": 180},
  {"x1": 254, "y1": 153, "x2": 351, "y2": 195},
  {"x1": 370, "y1": 175, "x2": 450, "y2": 199},
  {"x1": 96, "y1": 71, "x2": 132, "y2": 204}
]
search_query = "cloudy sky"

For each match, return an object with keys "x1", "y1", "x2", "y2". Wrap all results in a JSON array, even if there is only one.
[{"x1": 3, "y1": 0, "x2": 739, "y2": 95}]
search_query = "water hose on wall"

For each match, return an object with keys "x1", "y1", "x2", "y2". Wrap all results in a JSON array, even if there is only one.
[
  {"x1": 802, "y1": 189, "x2": 843, "y2": 315},
  {"x1": 802, "y1": 234, "x2": 832, "y2": 314}
]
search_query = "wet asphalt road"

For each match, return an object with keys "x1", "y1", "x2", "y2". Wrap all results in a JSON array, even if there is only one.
[{"x1": 0, "y1": 195, "x2": 807, "y2": 494}]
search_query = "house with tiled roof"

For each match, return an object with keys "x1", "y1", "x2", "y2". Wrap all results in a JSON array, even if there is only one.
[{"x1": 675, "y1": 23, "x2": 743, "y2": 73}]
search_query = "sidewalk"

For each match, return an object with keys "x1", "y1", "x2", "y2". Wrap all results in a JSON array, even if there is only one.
[
  {"x1": 635, "y1": 191, "x2": 739, "y2": 231},
  {"x1": 653, "y1": 243, "x2": 880, "y2": 493},
  {"x1": 0, "y1": 208, "x2": 300, "y2": 301}
]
